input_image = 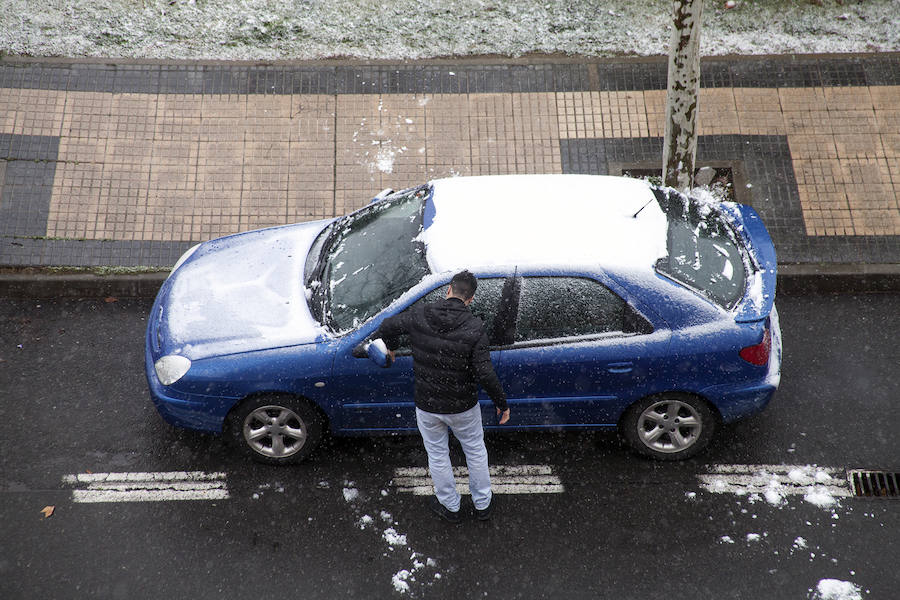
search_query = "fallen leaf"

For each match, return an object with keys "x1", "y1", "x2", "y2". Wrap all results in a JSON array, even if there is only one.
[
  {"x1": 104, "y1": 297, "x2": 118, "y2": 303},
  {"x1": 40, "y1": 506, "x2": 55, "y2": 519}
]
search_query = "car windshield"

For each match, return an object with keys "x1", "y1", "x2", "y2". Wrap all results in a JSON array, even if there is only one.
[
  {"x1": 653, "y1": 189, "x2": 751, "y2": 309},
  {"x1": 310, "y1": 186, "x2": 431, "y2": 332}
]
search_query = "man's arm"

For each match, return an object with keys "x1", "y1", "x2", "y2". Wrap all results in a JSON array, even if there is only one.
[
  {"x1": 373, "y1": 310, "x2": 411, "y2": 353},
  {"x1": 470, "y1": 332, "x2": 510, "y2": 423}
]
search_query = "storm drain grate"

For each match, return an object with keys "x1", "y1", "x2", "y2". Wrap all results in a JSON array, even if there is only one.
[{"x1": 847, "y1": 470, "x2": 900, "y2": 498}]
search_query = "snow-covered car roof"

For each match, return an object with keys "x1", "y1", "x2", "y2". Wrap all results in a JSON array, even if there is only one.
[{"x1": 422, "y1": 174, "x2": 668, "y2": 275}]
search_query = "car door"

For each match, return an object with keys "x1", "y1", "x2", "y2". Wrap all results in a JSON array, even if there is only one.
[
  {"x1": 496, "y1": 275, "x2": 671, "y2": 427},
  {"x1": 329, "y1": 276, "x2": 511, "y2": 432}
]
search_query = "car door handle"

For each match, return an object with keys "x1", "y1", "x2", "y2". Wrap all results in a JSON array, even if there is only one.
[{"x1": 607, "y1": 362, "x2": 634, "y2": 374}]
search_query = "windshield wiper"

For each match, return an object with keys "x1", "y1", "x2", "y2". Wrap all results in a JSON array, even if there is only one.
[
  {"x1": 305, "y1": 221, "x2": 344, "y2": 323},
  {"x1": 308, "y1": 222, "x2": 339, "y2": 285}
]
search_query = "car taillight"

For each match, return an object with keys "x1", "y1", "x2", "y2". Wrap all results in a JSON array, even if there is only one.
[{"x1": 740, "y1": 327, "x2": 771, "y2": 366}]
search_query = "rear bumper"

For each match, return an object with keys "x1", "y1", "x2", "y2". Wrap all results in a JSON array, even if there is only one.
[
  {"x1": 707, "y1": 383, "x2": 778, "y2": 423},
  {"x1": 704, "y1": 305, "x2": 782, "y2": 423}
]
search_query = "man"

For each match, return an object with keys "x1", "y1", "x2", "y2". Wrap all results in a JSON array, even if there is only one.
[{"x1": 375, "y1": 270, "x2": 510, "y2": 523}]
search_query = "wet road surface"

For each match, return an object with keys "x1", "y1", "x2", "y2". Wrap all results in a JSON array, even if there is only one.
[{"x1": 1, "y1": 292, "x2": 898, "y2": 599}]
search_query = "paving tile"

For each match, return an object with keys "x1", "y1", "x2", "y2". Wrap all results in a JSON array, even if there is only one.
[
  {"x1": 2, "y1": 56, "x2": 900, "y2": 267},
  {"x1": 882, "y1": 134, "x2": 900, "y2": 159},
  {"x1": 697, "y1": 88, "x2": 739, "y2": 135},
  {"x1": 108, "y1": 93, "x2": 158, "y2": 140},
  {"x1": 863, "y1": 56, "x2": 900, "y2": 86},
  {"x1": 832, "y1": 133, "x2": 884, "y2": 160},
  {"x1": 5, "y1": 88, "x2": 66, "y2": 137},
  {"x1": 870, "y1": 85, "x2": 900, "y2": 111},
  {"x1": 61, "y1": 91, "x2": 113, "y2": 139},
  {"x1": 851, "y1": 209, "x2": 900, "y2": 236},
  {"x1": 787, "y1": 134, "x2": 838, "y2": 160}
]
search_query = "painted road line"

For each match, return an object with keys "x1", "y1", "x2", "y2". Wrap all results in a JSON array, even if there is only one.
[
  {"x1": 393, "y1": 465, "x2": 564, "y2": 495},
  {"x1": 698, "y1": 464, "x2": 852, "y2": 498},
  {"x1": 63, "y1": 471, "x2": 229, "y2": 503}
]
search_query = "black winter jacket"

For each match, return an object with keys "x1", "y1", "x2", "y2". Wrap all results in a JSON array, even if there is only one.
[{"x1": 376, "y1": 297, "x2": 507, "y2": 415}]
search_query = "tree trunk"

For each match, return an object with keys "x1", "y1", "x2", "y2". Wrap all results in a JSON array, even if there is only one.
[{"x1": 663, "y1": 0, "x2": 703, "y2": 190}]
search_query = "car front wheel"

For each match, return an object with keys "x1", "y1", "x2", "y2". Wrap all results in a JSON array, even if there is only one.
[
  {"x1": 228, "y1": 395, "x2": 323, "y2": 465},
  {"x1": 621, "y1": 393, "x2": 716, "y2": 460}
]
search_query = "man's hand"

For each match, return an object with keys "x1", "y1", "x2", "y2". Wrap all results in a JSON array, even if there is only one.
[{"x1": 497, "y1": 408, "x2": 510, "y2": 425}]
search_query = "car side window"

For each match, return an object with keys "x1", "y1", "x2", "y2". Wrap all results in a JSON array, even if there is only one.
[
  {"x1": 515, "y1": 276, "x2": 650, "y2": 343},
  {"x1": 393, "y1": 278, "x2": 506, "y2": 353}
]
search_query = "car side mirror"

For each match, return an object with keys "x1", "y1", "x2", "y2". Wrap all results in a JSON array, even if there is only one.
[{"x1": 365, "y1": 338, "x2": 393, "y2": 368}]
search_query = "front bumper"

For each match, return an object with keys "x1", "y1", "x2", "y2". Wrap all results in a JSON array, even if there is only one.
[{"x1": 145, "y1": 317, "x2": 238, "y2": 433}]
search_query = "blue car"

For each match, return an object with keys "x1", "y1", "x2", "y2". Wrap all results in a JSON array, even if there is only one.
[{"x1": 146, "y1": 174, "x2": 781, "y2": 464}]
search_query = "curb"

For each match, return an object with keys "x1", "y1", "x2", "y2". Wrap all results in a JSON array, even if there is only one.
[
  {"x1": 0, "y1": 272, "x2": 168, "y2": 299},
  {"x1": 777, "y1": 264, "x2": 900, "y2": 294},
  {"x1": 2, "y1": 265, "x2": 899, "y2": 299}
]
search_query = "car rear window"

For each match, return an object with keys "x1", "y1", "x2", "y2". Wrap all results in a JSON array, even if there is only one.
[{"x1": 654, "y1": 193, "x2": 748, "y2": 309}]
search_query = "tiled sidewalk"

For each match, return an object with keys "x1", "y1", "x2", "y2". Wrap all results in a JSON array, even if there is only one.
[{"x1": 1, "y1": 54, "x2": 898, "y2": 269}]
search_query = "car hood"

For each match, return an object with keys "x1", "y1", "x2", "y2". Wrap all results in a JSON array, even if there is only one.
[{"x1": 158, "y1": 220, "x2": 333, "y2": 360}]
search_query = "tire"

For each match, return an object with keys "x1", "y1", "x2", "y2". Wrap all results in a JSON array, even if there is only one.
[
  {"x1": 620, "y1": 393, "x2": 716, "y2": 461},
  {"x1": 227, "y1": 394, "x2": 323, "y2": 465}
]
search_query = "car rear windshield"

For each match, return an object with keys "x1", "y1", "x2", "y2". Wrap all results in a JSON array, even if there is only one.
[
  {"x1": 317, "y1": 186, "x2": 430, "y2": 332},
  {"x1": 653, "y1": 189, "x2": 749, "y2": 309}
]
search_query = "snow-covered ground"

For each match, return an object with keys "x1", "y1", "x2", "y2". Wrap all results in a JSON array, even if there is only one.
[{"x1": 1, "y1": 0, "x2": 897, "y2": 61}]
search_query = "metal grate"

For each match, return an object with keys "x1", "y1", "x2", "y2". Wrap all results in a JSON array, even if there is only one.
[{"x1": 848, "y1": 470, "x2": 900, "y2": 498}]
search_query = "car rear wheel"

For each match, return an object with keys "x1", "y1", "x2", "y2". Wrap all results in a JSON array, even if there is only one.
[
  {"x1": 228, "y1": 395, "x2": 323, "y2": 465},
  {"x1": 621, "y1": 393, "x2": 715, "y2": 460}
]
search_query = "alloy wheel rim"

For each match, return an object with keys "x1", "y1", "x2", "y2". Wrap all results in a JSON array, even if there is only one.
[
  {"x1": 242, "y1": 405, "x2": 308, "y2": 458},
  {"x1": 637, "y1": 399, "x2": 702, "y2": 454}
]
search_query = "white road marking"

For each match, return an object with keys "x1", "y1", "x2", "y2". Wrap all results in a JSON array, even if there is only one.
[
  {"x1": 393, "y1": 464, "x2": 564, "y2": 495},
  {"x1": 63, "y1": 471, "x2": 229, "y2": 503},
  {"x1": 698, "y1": 464, "x2": 852, "y2": 498}
]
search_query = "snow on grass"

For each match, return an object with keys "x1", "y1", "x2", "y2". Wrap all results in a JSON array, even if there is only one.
[
  {"x1": 810, "y1": 579, "x2": 863, "y2": 600},
  {"x1": 1, "y1": 0, "x2": 896, "y2": 60}
]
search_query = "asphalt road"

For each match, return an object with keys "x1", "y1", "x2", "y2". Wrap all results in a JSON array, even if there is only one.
[{"x1": 1, "y1": 292, "x2": 897, "y2": 599}]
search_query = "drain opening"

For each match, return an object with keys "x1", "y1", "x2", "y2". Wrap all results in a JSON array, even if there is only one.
[{"x1": 848, "y1": 470, "x2": 900, "y2": 497}]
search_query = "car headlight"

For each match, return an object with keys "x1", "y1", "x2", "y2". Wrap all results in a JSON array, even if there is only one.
[{"x1": 154, "y1": 355, "x2": 192, "y2": 386}]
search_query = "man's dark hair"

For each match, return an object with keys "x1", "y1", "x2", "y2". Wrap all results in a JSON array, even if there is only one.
[{"x1": 449, "y1": 270, "x2": 478, "y2": 301}]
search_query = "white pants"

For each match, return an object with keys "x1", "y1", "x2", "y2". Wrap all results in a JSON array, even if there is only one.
[{"x1": 415, "y1": 404, "x2": 492, "y2": 512}]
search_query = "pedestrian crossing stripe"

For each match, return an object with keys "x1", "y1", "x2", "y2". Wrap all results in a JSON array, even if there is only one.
[
  {"x1": 63, "y1": 471, "x2": 229, "y2": 503},
  {"x1": 392, "y1": 465, "x2": 564, "y2": 495}
]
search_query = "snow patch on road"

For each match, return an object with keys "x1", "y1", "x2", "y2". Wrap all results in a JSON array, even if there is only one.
[
  {"x1": 810, "y1": 579, "x2": 863, "y2": 600},
  {"x1": 341, "y1": 484, "x2": 441, "y2": 595},
  {"x1": 698, "y1": 464, "x2": 849, "y2": 509},
  {"x1": 342, "y1": 486, "x2": 360, "y2": 502}
]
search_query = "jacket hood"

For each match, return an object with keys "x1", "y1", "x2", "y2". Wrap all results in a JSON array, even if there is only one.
[{"x1": 424, "y1": 298, "x2": 472, "y2": 333}]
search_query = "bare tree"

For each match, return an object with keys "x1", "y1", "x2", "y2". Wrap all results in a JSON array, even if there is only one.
[{"x1": 663, "y1": 0, "x2": 703, "y2": 190}]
